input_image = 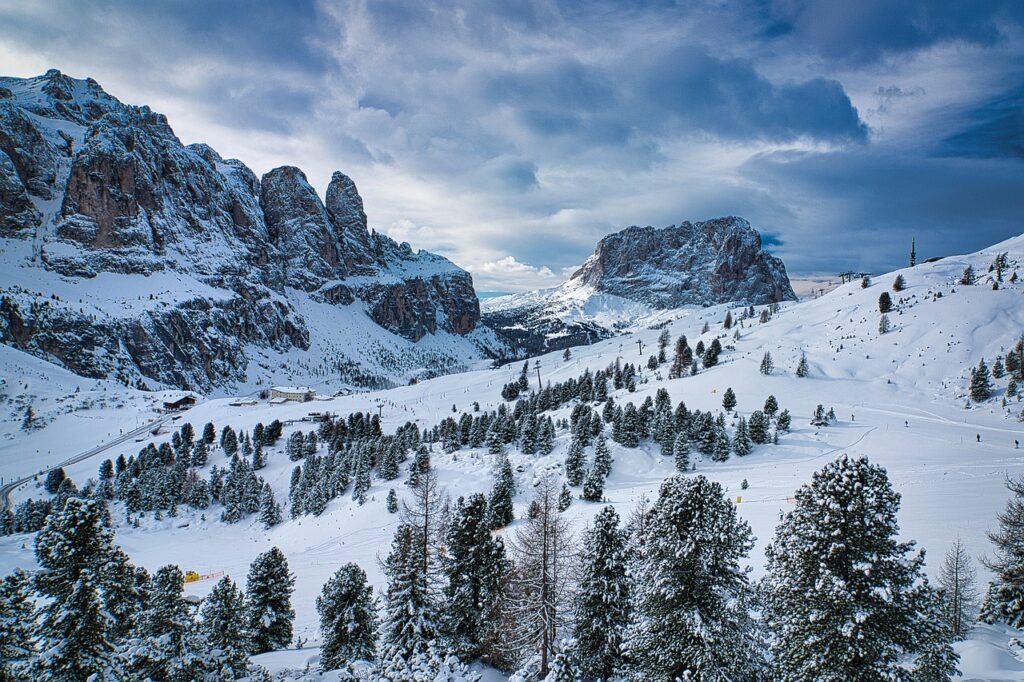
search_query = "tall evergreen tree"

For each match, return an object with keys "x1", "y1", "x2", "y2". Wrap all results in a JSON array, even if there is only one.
[
  {"x1": 246, "y1": 547, "x2": 296, "y2": 653},
  {"x1": 564, "y1": 438, "x2": 586, "y2": 486},
  {"x1": 982, "y1": 474, "x2": 1024, "y2": 627},
  {"x1": 624, "y1": 475, "x2": 764, "y2": 681},
  {"x1": 764, "y1": 455, "x2": 957, "y2": 681},
  {"x1": 201, "y1": 575, "x2": 251, "y2": 677},
  {"x1": 673, "y1": 433, "x2": 691, "y2": 472},
  {"x1": 381, "y1": 524, "x2": 436, "y2": 667},
  {"x1": 488, "y1": 454, "x2": 516, "y2": 530},
  {"x1": 318, "y1": 563, "x2": 377, "y2": 670},
  {"x1": 574, "y1": 506, "x2": 630, "y2": 681},
  {"x1": 796, "y1": 352, "x2": 809, "y2": 377},
  {"x1": 33, "y1": 498, "x2": 124, "y2": 680},
  {"x1": 0, "y1": 569, "x2": 36, "y2": 680},
  {"x1": 258, "y1": 483, "x2": 282, "y2": 528},
  {"x1": 441, "y1": 493, "x2": 508, "y2": 661},
  {"x1": 970, "y1": 359, "x2": 993, "y2": 402},
  {"x1": 592, "y1": 437, "x2": 612, "y2": 478}
]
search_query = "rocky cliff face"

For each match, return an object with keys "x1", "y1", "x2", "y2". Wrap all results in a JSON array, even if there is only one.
[
  {"x1": 572, "y1": 217, "x2": 796, "y2": 307},
  {"x1": 482, "y1": 217, "x2": 796, "y2": 356},
  {"x1": 0, "y1": 70, "x2": 482, "y2": 393}
]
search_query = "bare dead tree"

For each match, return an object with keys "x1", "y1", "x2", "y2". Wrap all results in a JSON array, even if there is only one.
[
  {"x1": 501, "y1": 474, "x2": 575, "y2": 677},
  {"x1": 938, "y1": 537, "x2": 979, "y2": 639}
]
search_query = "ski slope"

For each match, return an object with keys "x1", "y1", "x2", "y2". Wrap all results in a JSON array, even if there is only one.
[{"x1": 2, "y1": 235, "x2": 1024, "y2": 679}]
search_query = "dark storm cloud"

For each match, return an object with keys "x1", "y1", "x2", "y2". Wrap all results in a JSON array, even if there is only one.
[
  {"x1": 935, "y1": 83, "x2": 1024, "y2": 160},
  {"x1": 1, "y1": 0, "x2": 1021, "y2": 290},
  {"x1": 757, "y1": 0, "x2": 1024, "y2": 63}
]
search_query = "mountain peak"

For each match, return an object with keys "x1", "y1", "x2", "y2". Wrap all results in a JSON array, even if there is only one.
[{"x1": 570, "y1": 216, "x2": 795, "y2": 308}]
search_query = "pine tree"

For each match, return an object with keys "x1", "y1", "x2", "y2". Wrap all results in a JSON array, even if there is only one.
[
  {"x1": 776, "y1": 408, "x2": 792, "y2": 432},
  {"x1": 624, "y1": 475, "x2": 764, "y2": 680},
  {"x1": 0, "y1": 569, "x2": 36, "y2": 680},
  {"x1": 673, "y1": 433, "x2": 691, "y2": 472},
  {"x1": 712, "y1": 428, "x2": 731, "y2": 462},
  {"x1": 759, "y1": 351, "x2": 774, "y2": 375},
  {"x1": 982, "y1": 474, "x2": 1024, "y2": 627},
  {"x1": 103, "y1": 547, "x2": 151, "y2": 642},
  {"x1": 318, "y1": 563, "x2": 377, "y2": 670},
  {"x1": 258, "y1": 483, "x2": 282, "y2": 528},
  {"x1": 763, "y1": 394, "x2": 779, "y2": 419},
  {"x1": 246, "y1": 547, "x2": 296, "y2": 653},
  {"x1": 582, "y1": 464, "x2": 605, "y2": 502},
  {"x1": 960, "y1": 264, "x2": 974, "y2": 285},
  {"x1": 387, "y1": 488, "x2": 399, "y2": 513},
  {"x1": 201, "y1": 575, "x2": 251, "y2": 676},
  {"x1": 574, "y1": 506, "x2": 630, "y2": 680},
  {"x1": 796, "y1": 352, "x2": 809, "y2": 377},
  {"x1": 44, "y1": 466, "x2": 67, "y2": 494},
  {"x1": 938, "y1": 537, "x2": 979, "y2": 640},
  {"x1": 893, "y1": 274, "x2": 906, "y2": 291},
  {"x1": 381, "y1": 524, "x2": 436, "y2": 667},
  {"x1": 565, "y1": 438, "x2": 586, "y2": 486},
  {"x1": 748, "y1": 409, "x2": 769, "y2": 444},
  {"x1": 503, "y1": 476, "x2": 574, "y2": 677},
  {"x1": 125, "y1": 564, "x2": 218, "y2": 682},
  {"x1": 221, "y1": 426, "x2": 238, "y2": 458},
  {"x1": 34, "y1": 568, "x2": 123, "y2": 681},
  {"x1": 558, "y1": 483, "x2": 573, "y2": 512},
  {"x1": 810, "y1": 404, "x2": 829, "y2": 427},
  {"x1": 879, "y1": 313, "x2": 891, "y2": 335},
  {"x1": 733, "y1": 417, "x2": 752, "y2": 456},
  {"x1": 592, "y1": 437, "x2": 612, "y2": 478},
  {"x1": 489, "y1": 454, "x2": 516, "y2": 529},
  {"x1": 970, "y1": 358, "x2": 993, "y2": 402},
  {"x1": 878, "y1": 291, "x2": 893, "y2": 313},
  {"x1": 441, "y1": 493, "x2": 508, "y2": 661},
  {"x1": 722, "y1": 387, "x2": 737, "y2": 412},
  {"x1": 764, "y1": 455, "x2": 957, "y2": 681}
]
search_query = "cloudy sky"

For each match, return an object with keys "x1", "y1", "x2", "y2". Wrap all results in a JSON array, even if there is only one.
[{"x1": 1, "y1": 1, "x2": 1021, "y2": 292}]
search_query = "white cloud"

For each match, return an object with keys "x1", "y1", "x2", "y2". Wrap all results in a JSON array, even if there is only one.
[{"x1": 470, "y1": 256, "x2": 560, "y2": 292}]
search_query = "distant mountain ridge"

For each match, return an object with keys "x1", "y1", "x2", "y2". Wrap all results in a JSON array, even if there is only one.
[
  {"x1": 483, "y1": 217, "x2": 796, "y2": 355},
  {"x1": 0, "y1": 69, "x2": 493, "y2": 393}
]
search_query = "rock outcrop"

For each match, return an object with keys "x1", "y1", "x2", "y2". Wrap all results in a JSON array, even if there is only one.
[
  {"x1": 0, "y1": 70, "x2": 482, "y2": 392},
  {"x1": 572, "y1": 217, "x2": 796, "y2": 307},
  {"x1": 483, "y1": 217, "x2": 796, "y2": 356}
]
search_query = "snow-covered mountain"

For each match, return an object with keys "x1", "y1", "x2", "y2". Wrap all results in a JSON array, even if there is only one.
[
  {"x1": 0, "y1": 70, "x2": 499, "y2": 394},
  {"x1": 483, "y1": 216, "x2": 796, "y2": 355}
]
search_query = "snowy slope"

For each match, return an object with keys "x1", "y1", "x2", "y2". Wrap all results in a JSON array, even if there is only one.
[{"x1": 2, "y1": 235, "x2": 1024, "y2": 679}]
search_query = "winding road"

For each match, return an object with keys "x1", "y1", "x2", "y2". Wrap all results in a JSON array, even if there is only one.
[{"x1": 0, "y1": 415, "x2": 171, "y2": 513}]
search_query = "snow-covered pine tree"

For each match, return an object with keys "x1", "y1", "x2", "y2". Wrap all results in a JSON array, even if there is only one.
[
  {"x1": 441, "y1": 493, "x2": 508, "y2": 662},
  {"x1": 970, "y1": 358, "x2": 993, "y2": 402},
  {"x1": 673, "y1": 433, "x2": 691, "y2": 472},
  {"x1": 796, "y1": 352, "x2": 809, "y2": 377},
  {"x1": 565, "y1": 438, "x2": 586, "y2": 486},
  {"x1": 318, "y1": 563, "x2": 377, "y2": 670},
  {"x1": 201, "y1": 575, "x2": 251, "y2": 676},
  {"x1": 624, "y1": 474, "x2": 764, "y2": 680},
  {"x1": 0, "y1": 569, "x2": 35, "y2": 679},
  {"x1": 387, "y1": 488, "x2": 399, "y2": 513},
  {"x1": 722, "y1": 387, "x2": 737, "y2": 412},
  {"x1": 776, "y1": 408, "x2": 792, "y2": 432},
  {"x1": 982, "y1": 474, "x2": 1024, "y2": 627},
  {"x1": 381, "y1": 524, "x2": 437, "y2": 668},
  {"x1": 488, "y1": 454, "x2": 516, "y2": 530},
  {"x1": 502, "y1": 476, "x2": 575, "y2": 677},
  {"x1": 763, "y1": 394, "x2": 778, "y2": 419},
  {"x1": 124, "y1": 564, "x2": 218, "y2": 681},
  {"x1": 878, "y1": 291, "x2": 893, "y2": 313},
  {"x1": 592, "y1": 437, "x2": 612, "y2": 478},
  {"x1": 733, "y1": 417, "x2": 752, "y2": 456},
  {"x1": 574, "y1": 506, "x2": 629, "y2": 680},
  {"x1": 582, "y1": 464, "x2": 605, "y2": 502},
  {"x1": 246, "y1": 547, "x2": 296, "y2": 653},
  {"x1": 103, "y1": 547, "x2": 151, "y2": 641},
  {"x1": 938, "y1": 537, "x2": 979, "y2": 640},
  {"x1": 221, "y1": 426, "x2": 238, "y2": 458},
  {"x1": 759, "y1": 351, "x2": 774, "y2": 375},
  {"x1": 712, "y1": 427, "x2": 731, "y2": 461},
  {"x1": 258, "y1": 483, "x2": 282, "y2": 528},
  {"x1": 558, "y1": 483, "x2": 573, "y2": 512},
  {"x1": 748, "y1": 409, "x2": 769, "y2": 444},
  {"x1": 764, "y1": 455, "x2": 957, "y2": 681}
]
